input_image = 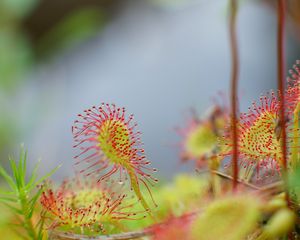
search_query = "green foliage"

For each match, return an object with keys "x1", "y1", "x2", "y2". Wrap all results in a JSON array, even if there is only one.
[
  {"x1": 289, "y1": 166, "x2": 300, "y2": 202},
  {"x1": 0, "y1": 0, "x2": 36, "y2": 91},
  {"x1": 0, "y1": 0, "x2": 39, "y2": 19},
  {"x1": 291, "y1": 102, "x2": 300, "y2": 168},
  {"x1": 262, "y1": 193, "x2": 287, "y2": 213},
  {"x1": 0, "y1": 29, "x2": 33, "y2": 90},
  {"x1": 258, "y1": 209, "x2": 296, "y2": 240},
  {"x1": 157, "y1": 174, "x2": 208, "y2": 216},
  {"x1": 0, "y1": 111, "x2": 18, "y2": 159},
  {"x1": 0, "y1": 206, "x2": 22, "y2": 239},
  {"x1": 37, "y1": 8, "x2": 106, "y2": 57},
  {"x1": 190, "y1": 195, "x2": 261, "y2": 240},
  {"x1": 0, "y1": 147, "x2": 59, "y2": 239},
  {"x1": 122, "y1": 174, "x2": 208, "y2": 231}
]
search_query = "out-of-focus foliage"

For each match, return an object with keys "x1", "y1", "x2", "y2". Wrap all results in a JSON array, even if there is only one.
[
  {"x1": 0, "y1": 0, "x2": 39, "y2": 19},
  {"x1": 0, "y1": 0, "x2": 107, "y2": 90},
  {"x1": 156, "y1": 174, "x2": 208, "y2": 216},
  {"x1": 0, "y1": 0, "x2": 36, "y2": 89},
  {"x1": 0, "y1": 148, "x2": 59, "y2": 239},
  {"x1": 289, "y1": 166, "x2": 300, "y2": 204},
  {"x1": 178, "y1": 105, "x2": 228, "y2": 169},
  {"x1": 190, "y1": 195, "x2": 261, "y2": 240},
  {"x1": 0, "y1": 0, "x2": 108, "y2": 162},
  {"x1": 262, "y1": 192, "x2": 287, "y2": 213},
  {"x1": 0, "y1": 111, "x2": 18, "y2": 160},
  {"x1": 121, "y1": 174, "x2": 208, "y2": 231},
  {"x1": 258, "y1": 208, "x2": 296, "y2": 240},
  {"x1": 185, "y1": 122, "x2": 218, "y2": 158},
  {"x1": 0, "y1": 206, "x2": 21, "y2": 240},
  {"x1": 0, "y1": 30, "x2": 32, "y2": 89},
  {"x1": 36, "y1": 7, "x2": 106, "y2": 58}
]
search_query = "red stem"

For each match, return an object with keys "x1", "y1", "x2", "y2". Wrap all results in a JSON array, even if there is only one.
[
  {"x1": 277, "y1": 0, "x2": 287, "y2": 172},
  {"x1": 229, "y1": 0, "x2": 239, "y2": 191}
]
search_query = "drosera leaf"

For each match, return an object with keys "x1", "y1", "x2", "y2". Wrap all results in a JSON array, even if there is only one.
[
  {"x1": 40, "y1": 177, "x2": 146, "y2": 235},
  {"x1": 177, "y1": 103, "x2": 228, "y2": 168},
  {"x1": 72, "y1": 103, "x2": 158, "y2": 213},
  {"x1": 221, "y1": 91, "x2": 283, "y2": 180}
]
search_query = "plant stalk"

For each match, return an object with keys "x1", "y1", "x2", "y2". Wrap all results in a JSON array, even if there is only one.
[
  {"x1": 277, "y1": 0, "x2": 287, "y2": 173},
  {"x1": 277, "y1": 1, "x2": 293, "y2": 239},
  {"x1": 229, "y1": 0, "x2": 239, "y2": 191}
]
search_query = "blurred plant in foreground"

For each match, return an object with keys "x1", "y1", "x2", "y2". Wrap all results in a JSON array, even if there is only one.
[{"x1": 0, "y1": 147, "x2": 59, "y2": 239}]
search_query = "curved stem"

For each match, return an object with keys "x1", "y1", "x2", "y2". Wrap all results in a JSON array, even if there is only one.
[{"x1": 229, "y1": 0, "x2": 239, "y2": 191}]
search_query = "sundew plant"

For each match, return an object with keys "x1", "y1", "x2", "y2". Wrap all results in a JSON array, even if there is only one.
[{"x1": 0, "y1": 1, "x2": 300, "y2": 240}]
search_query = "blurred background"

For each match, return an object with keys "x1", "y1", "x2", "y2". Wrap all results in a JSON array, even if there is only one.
[{"x1": 0, "y1": 0, "x2": 300, "y2": 181}]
